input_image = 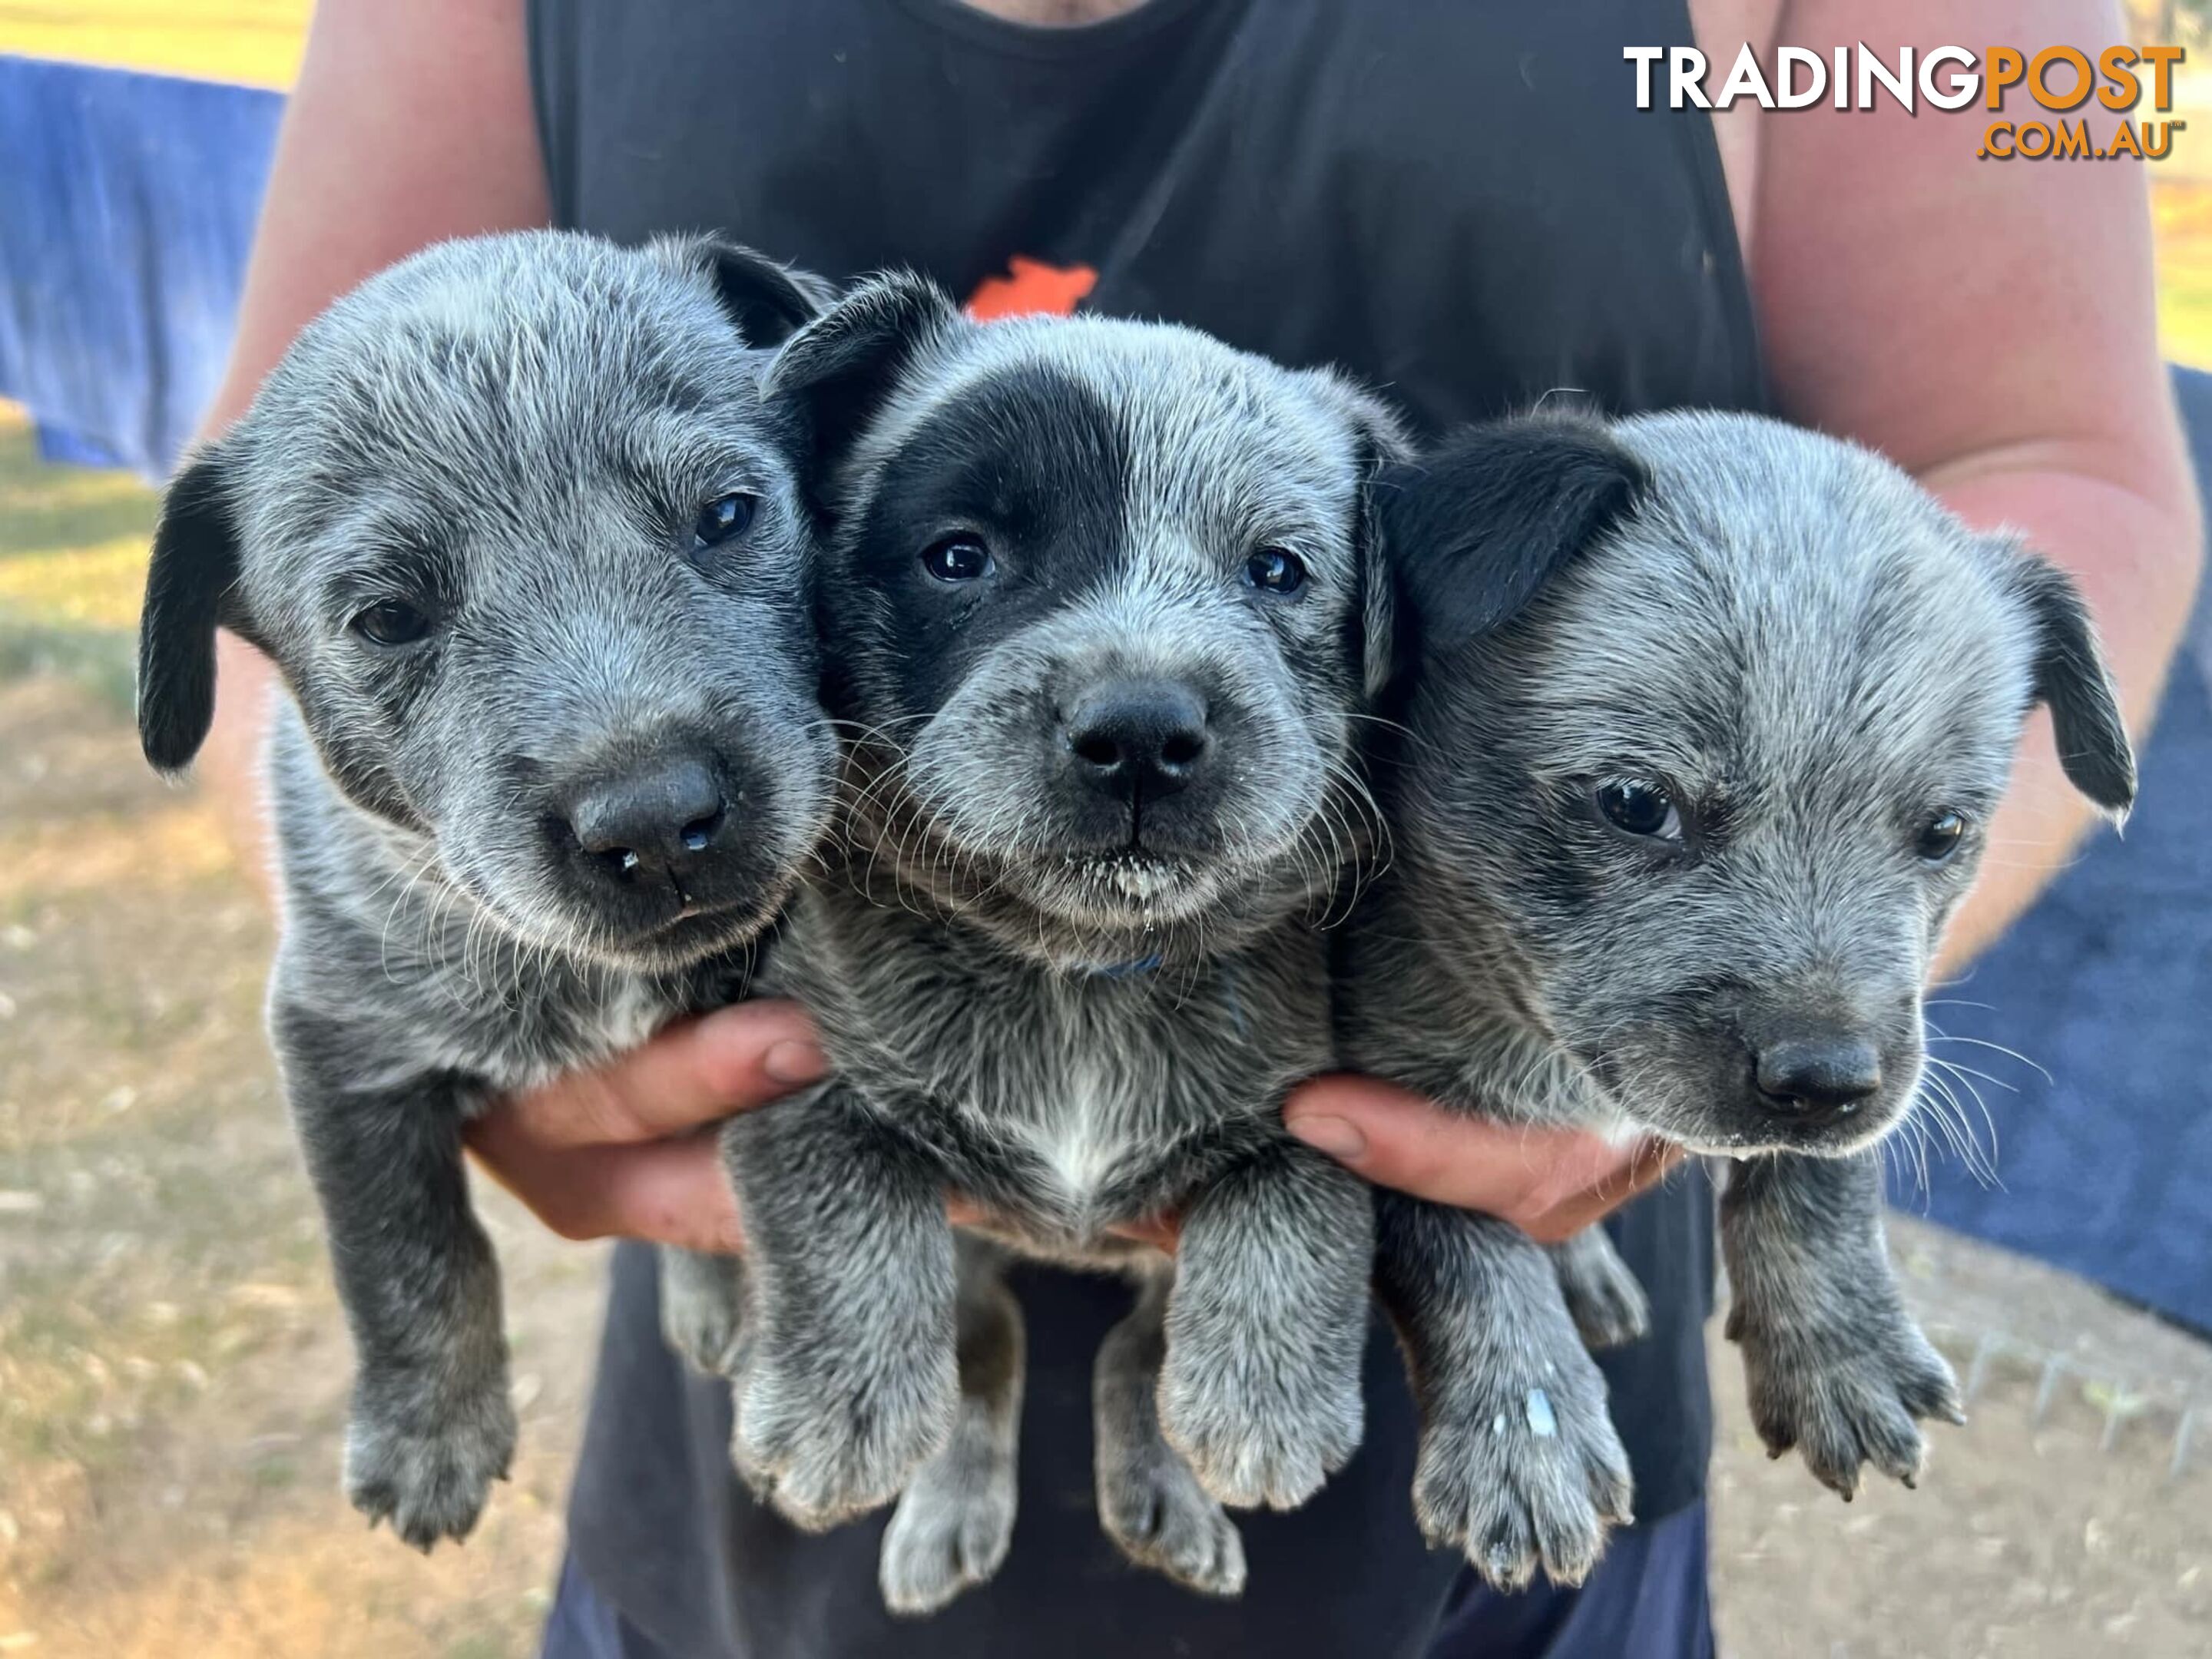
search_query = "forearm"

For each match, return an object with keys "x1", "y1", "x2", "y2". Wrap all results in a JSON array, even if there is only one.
[
  {"x1": 1750, "y1": 0, "x2": 2204, "y2": 970},
  {"x1": 1927, "y1": 453, "x2": 2201, "y2": 973}
]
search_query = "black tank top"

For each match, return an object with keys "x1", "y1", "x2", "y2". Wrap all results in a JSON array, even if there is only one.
[{"x1": 530, "y1": 4, "x2": 1760, "y2": 1654}]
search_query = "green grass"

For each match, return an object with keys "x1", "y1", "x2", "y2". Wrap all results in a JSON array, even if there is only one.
[{"x1": 0, "y1": 406, "x2": 152, "y2": 706}]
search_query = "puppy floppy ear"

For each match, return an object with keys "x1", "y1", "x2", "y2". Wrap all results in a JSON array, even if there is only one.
[
  {"x1": 1376, "y1": 413, "x2": 1646, "y2": 671},
  {"x1": 760, "y1": 270, "x2": 961, "y2": 478},
  {"x1": 137, "y1": 446, "x2": 244, "y2": 774},
  {"x1": 666, "y1": 234, "x2": 836, "y2": 348},
  {"x1": 2001, "y1": 543, "x2": 2137, "y2": 820}
]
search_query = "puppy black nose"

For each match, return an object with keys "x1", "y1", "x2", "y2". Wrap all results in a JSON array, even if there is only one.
[
  {"x1": 1753, "y1": 1031, "x2": 1884, "y2": 1121},
  {"x1": 565, "y1": 754, "x2": 727, "y2": 881},
  {"x1": 1064, "y1": 679, "x2": 1211, "y2": 800}
]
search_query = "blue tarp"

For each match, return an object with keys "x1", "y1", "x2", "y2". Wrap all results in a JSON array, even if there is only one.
[
  {"x1": 0, "y1": 55, "x2": 281, "y2": 475},
  {"x1": 2, "y1": 51, "x2": 2206, "y2": 1326}
]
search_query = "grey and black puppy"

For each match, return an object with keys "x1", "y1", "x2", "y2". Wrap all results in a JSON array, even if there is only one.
[
  {"x1": 133, "y1": 230, "x2": 839, "y2": 1548},
  {"x1": 663, "y1": 273, "x2": 1416, "y2": 1614},
  {"x1": 1343, "y1": 410, "x2": 2137, "y2": 1589}
]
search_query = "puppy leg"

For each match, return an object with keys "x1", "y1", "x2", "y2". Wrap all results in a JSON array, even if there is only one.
[
  {"x1": 1094, "y1": 1266, "x2": 1247, "y2": 1597},
  {"x1": 1723, "y1": 1151, "x2": 1963, "y2": 1498},
  {"x1": 1157, "y1": 1142, "x2": 1372, "y2": 1512},
  {"x1": 879, "y1": 1237, "x2": 1024, "y2": 1616},
  {"x1": 273, "y1": 1006, "x2": 514, "y2": 1551},
  {"x1": 1375, "y1": 1190, "x2": 1632, "y2": 1591},
  {"x1": 720, "y1": 1084, "x2": 959, "y2": 1530},
  {"x1": 658, "y1": 1247, "x2": 750, "y2": 1377},
  {"x1": 1550, "y1": 1229, "x2": 1651, "y2": 1350}
]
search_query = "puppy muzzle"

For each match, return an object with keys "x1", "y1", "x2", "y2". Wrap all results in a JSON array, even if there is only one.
[{"x1": 527, "y1": 733, "x2": 798, "y2": 963}]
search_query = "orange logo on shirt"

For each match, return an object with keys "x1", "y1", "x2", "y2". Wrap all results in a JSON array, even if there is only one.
[{"x1": 966, "y1": 256, "x2": 1098, "y2": 320}]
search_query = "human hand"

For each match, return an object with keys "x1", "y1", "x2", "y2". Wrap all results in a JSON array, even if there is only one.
[
  {"x1": 1283, "y1": 1075, "x2": 1681, "y2": 1243},
  {"x1": 464, "y1": 1000, "x2": 830, "y2": 1253}
]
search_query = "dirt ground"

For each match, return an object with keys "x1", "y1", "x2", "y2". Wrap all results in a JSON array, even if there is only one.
[
  {"x1": 1710, "y1": 1214, "x2": 2212, "y2": 1657},
  {"x1": 0, "y1": 671, "x2": 608, "y2": 1657},
  {"x1": 0, "y1": 667, "x2": 2204, "y2": 1657}
]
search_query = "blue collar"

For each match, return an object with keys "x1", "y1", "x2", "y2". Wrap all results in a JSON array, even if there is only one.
[
  {"x1": 1079, "y1": 950, "x2": 1248, "y2": 1035},
  {"x1": 1085, "y1": 951, "x2": 1164, "y2": 980}
]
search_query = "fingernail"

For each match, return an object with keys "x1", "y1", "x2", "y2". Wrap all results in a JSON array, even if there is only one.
[
  {"x1": 763, "y1": 1038, "x2": 829, "y2": 1086},
  {"x1": 1286, "y1": 1113, "x2": 1366, "y2": 1161}
]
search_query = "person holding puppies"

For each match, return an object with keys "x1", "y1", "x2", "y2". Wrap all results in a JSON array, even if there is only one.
[{"x1": 181, "y1": 0, "x2": 2199, "y2": 1655}]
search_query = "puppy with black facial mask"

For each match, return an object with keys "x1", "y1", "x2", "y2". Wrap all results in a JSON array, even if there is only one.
[
  {"x1": 134, "y1": 230, "x2": 839, "y2": 1549},
  {"x1": 1342, "y1": 410, "x2": 2137, "y2": 1590},
  {"x1": 664, "y1": 273, "x2": 1415, "y2": 1614}
]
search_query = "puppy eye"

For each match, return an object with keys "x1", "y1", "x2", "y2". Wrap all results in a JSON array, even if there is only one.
[
  {"x1": 1243, "y1": 548, "x2": 1306, "y2": 594},
  {"x1": 1594, "y1": 780, "x2": 1684, "y2": 843},
  {"x1": 693, "y1": 492, "x2": 757, "y2": 551},
  {"x1": 1914, "y1": 810, "x2": 1968, "y2": 863},
  {"x1": 352, "y1": 599, "x2": 432, "y2": 647},
  {"x1": 922, "y1": 535, "x2": 994, "y2": 583}
]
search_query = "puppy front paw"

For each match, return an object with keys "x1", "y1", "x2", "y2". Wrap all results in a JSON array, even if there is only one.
[
  {"x1": 1156, "y1": 1334, "x2": 1363, "y2": 1512},
  {"x1": 733, "y1": 1341, "x2": 959, "y2": 1532},
  {"x1": 344, "y1": 1376, "x2": 518, "y2": 1551},
  {"x1": 1413, "y1": 1344, "x2": 1632, "y2": 1591},
  {"x1": 1729, "y1": 1302, "x2": 1964, "y2": 1498}
]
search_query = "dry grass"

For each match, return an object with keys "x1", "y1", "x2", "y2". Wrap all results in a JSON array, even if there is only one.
[
  {"x1": 0, "y1": 671, "x2": 598, "y2": 1659},
  {"x1": 0, "y1": 409, "x2": 147, "y2": 700},
  {"x1": 0, "y1": 1, "x2": 309, "y2": 89},
  {"x1": 2154, "y1": 177, "x2": 2212, "y2": 369},
  {"x1": 0, "y1": 410, "x2": 154, "y2": 628}
]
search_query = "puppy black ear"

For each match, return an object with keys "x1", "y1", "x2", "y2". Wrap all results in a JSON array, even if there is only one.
[
  {"x1": 137, "y1": 447, "x2": 243, "y2": 774},
  {"x1": 2004, "y1": 545, "x2": 2137, "y2": 820},
  {"x1": 760, "y1": 270, "x2": 961, "y2": 478},
  {"x1": 675, "y1": 235, "x2": 836, "y2": 348},
  {"x1": 1376, "y1": 413, "x2": 1647, "y2": 671}
]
